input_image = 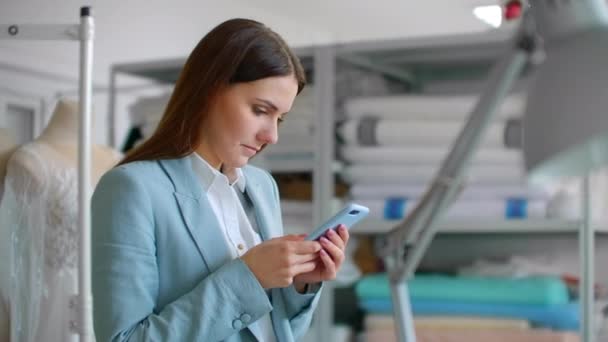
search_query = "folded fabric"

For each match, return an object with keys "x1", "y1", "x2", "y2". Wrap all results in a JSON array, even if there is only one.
[
  {"x1": 344, "y1": 93, "x2": 525, "y2": 120},
  {"x1": 360, "y1": 327, "x2": 580, "y2": 342},
  {"x1": 358, "y1": 298, "x2": 579, "y2": 331},
  {"x1": 356, "y1": 198, "x2": 548, "y2": 220},
  {"x1": 355, "y1": 274, "x2": 570, "y2": 306},
  {"x1": 340, "y1": 145, "x2": 522, "y2": 164},
  {"x1": 338, "y1": 118, "x2": 515, "y2": 148},
  {"x1": 365, "y1": 314, "x2": 530, "y2": 331},
  {"x1": 350, "y1": 184, "x2": 551, "y2": 201},
  {"x1": 342, "y1": 164, "x2": 525, "y2": 185}
]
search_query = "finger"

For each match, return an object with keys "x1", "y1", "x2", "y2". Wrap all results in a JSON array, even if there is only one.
[
  {"x1": 325, "y1": 228, "x2": 345, "y2": 251},
  {"x1": 320, "y1": 237, "x2": 344, "y2": 264},
  {"x1": 291, "y1": 241, "x2": 322, "y2": 255},
  {"x1": 337, "y1": 225, "x2": 350, "y2": 245},
  {"x1": 290, "y1": 253, "x2": 318, "y2": 265},
  {"x1": 319, "y1": 249, "x2": 336, "y2": 278},
  {"x1": 293, "y1": 261, "x2": 317, "y2": 275}
]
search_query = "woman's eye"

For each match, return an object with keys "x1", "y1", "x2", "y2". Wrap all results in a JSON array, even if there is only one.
[
  {"x1": 253, "y1": 106, "x2": 267, "y2": 115},
  {"x1": 278, "y1": 116, "x2": 285, "y2": 124}
]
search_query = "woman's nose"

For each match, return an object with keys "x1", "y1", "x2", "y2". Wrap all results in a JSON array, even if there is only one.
[{"x1": 257, "y1": 121, "x2": 279, "y2": 145}]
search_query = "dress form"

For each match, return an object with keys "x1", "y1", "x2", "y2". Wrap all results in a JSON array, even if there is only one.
[
  {"x1": 0, "y1": 98, "x2": 121, "y2": 342},
  {"x1": 10, "y1": 99, "x2": 119, "y2": 187}
]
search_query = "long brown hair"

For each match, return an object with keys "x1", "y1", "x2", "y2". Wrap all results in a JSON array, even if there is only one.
[{"x1": 118, "y1": 18, "x2": 306, "y2": 166}]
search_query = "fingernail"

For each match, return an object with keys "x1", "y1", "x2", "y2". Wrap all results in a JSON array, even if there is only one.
[
  {"x1": 320, "y1": 237, "x2": 329, "y2": 244},
  {"x1": 328, "y1": 229, "x2": 337, "y2": 236}
]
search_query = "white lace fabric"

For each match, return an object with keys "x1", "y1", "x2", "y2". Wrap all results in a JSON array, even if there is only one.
[{"x1": 0, "y1": 143, "x2": 80, "y2": 342}]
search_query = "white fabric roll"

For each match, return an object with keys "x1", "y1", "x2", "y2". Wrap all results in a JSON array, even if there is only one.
[
  {"x1": 350, "y1": 184, "x2": 551, "y2": 201},
  {"x1": 338, "y1": 119, "x2": 508, "y2": 147},
  {"x1": 344, "y1": 93, "x2": 525, "y2": 120},
  {"x1": 340, "y1": 145, "x2": 522, "y2": 165},
  {"x1": 342, "y1": 164, "x2": 525, "y2": 185},
  {"x1": 356, "y1": 198, "x2": 548, "y2": 220}
]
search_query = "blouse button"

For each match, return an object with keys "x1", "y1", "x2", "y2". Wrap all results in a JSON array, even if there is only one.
[{"x1": 237, "y1": 243, "x2": 245, "y2": 250}]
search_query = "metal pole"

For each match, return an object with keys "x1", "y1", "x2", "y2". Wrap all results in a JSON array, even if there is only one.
[
  {"x1": 108, "y1": 68, "x2": 117, "y2": 147},
  {"x1": 77, "y1": 6, "x2": 94, "y2": 342},
  {"x1": 580, "y1": 175, "x2": 595, "y2": 342},
  {"x1": 313, "y1": 45, "x2": 336, "y2": 342},
  {"x1": 390, "y1": 280, "x2": 417, "y2": 342}
]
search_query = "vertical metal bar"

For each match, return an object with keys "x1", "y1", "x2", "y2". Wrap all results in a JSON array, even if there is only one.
[
  {"x1": 77, "y1": 6, "x2": 94, "y2": 342},
  {"x1": 313, "y1": 45, "x2": 336, "y2": 342},
  {"x1": 580, "y1": 175, "x2": 595, "y2": 342},
  {"x1": 108, "y1": 67, "x2": 117, "y2": 147},
  {"x1": 390, "y1": 281, "x2": 417, "y2": 342}
]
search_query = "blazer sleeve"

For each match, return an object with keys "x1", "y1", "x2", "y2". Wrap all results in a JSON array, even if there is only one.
[
  {"x1": 262, "y1": 169, "x2": 324, "y2": 338},
  {"x1": 91, "y1": 167, "x2": 272, "y2": 341}
]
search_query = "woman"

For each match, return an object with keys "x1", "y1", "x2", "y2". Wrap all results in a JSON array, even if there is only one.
[{"x1": 91, "y1": 18, "x2": 349, "y2": 341}]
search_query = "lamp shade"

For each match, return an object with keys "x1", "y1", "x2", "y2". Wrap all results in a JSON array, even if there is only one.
[{"x1": 523, "y1": 6, "x2": 608, "y2": 184}]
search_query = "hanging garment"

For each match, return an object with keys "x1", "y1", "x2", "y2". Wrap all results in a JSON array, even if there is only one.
[{"x1": 0, "y1": 144, "x2": 82, "y2": 342}]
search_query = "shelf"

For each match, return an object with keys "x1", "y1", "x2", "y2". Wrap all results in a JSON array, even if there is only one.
[
  {"x1": 111, "y1": 47, "x2": 315, "y2": 84},
  {"x1": 351, "y1": 218, "x2": 608, "y2": 235},
  {"x1": 334, "y1": 30, "x2": 533, "y2": 87}
]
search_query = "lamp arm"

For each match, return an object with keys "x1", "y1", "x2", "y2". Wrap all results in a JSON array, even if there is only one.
[
  {"x1": 377, "y1": 28, "x2": 537, "y2": 342},
  {"x1": 378, "y1": 17, "x2": 540, "y2": 285}
]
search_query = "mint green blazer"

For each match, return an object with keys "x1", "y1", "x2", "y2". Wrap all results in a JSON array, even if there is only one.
[{"x1": 91, "y1": 157, "x2": 321, "y2": 341}]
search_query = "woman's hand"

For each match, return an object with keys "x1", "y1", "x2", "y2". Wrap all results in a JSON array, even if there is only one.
[
  {"x1": 241, "y1": 235, "x2": 322, "y2": 289},
  {"x1": 293, "y1": 224, "x2": 350, "y2": 288}
]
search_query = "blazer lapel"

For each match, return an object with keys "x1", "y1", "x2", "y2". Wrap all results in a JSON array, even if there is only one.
[
  {"x1": 244, "y1": 176, "x2": 279, "y2": 241},
  {"x1": 159, "y1": 158, "x2": 231, "y2": 272}
]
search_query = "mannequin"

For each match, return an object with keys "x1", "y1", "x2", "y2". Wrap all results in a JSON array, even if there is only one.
[
  {"x1": 0, "y1": 98, "x2": 121, "y2": 342},
  {"x1": 10, "y1": 99, "x2": 119, "y2": 188}
]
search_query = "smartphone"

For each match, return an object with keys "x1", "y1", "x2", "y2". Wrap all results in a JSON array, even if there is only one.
[{"x1": 304, "y1": 203, "x2": 369, "y2": 241}]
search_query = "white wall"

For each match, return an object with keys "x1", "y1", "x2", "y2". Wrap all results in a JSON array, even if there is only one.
[
  {"x1": 0, "y1": 0, "x2": 504, "y2": 146},
  {"x1": 0, "y1": 0, "x2": 336, "y2": 146}
]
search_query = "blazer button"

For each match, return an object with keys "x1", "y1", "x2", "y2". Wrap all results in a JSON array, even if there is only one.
[
  {"x1": 240, "y1": 313, "x2": 251, "y2": 323},
  {"x1": 232, "y1": 319, "x2": 243, "y2": 330}
]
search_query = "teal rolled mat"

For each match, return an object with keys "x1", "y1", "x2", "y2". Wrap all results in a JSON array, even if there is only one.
[{"x1": 355, "y1": 273, "x2": 569, "y2": 306}]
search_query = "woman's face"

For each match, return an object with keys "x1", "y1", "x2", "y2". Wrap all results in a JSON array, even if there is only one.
[{"x1": 198, "y1": 75, "x2": 299, "y2": 169}]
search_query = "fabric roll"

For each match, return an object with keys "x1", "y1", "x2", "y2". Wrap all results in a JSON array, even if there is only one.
[
  {"x1": 342, "y1": 164, "x2": 525, "y2": 185},
  {"x1": 340, "y1": 145, "x2": 522, "y2": 165},
  {"x1": 338, "y1": 118, "x2": 509, "y2": 147},
  {"x1": 344, "y1": 93, "x2": 525, "y2": 120},
  {"x1": 356, "y1": 198, "x2": 547, "y2": 220},
  {"x1": 358, "y1": 298, "x2": 579, "y2": 331},
  {"x1": 360, "y1": 328, "x2": 579, "y2": 342},
  {"x1": 364, "y1": 314, "x2": 530, "y2": 331},
  {"x1": 350, "y1": 184, "x2": 551, "y2": 201},
  {"x1": 355, "y1": 274, "x2": 570, "y2": 306}
]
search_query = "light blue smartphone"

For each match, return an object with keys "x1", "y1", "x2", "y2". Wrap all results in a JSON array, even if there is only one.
[{"x1": 304, "y1": 203, "x2": 370, "y2": 241}]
